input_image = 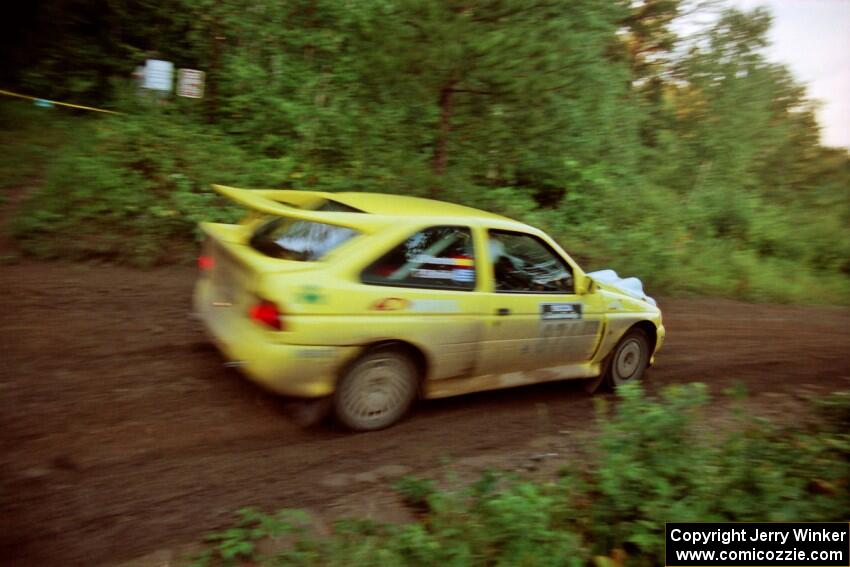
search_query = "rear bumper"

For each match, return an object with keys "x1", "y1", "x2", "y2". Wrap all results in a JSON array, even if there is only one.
[{"x1": 194, "y1": 278, "x2": 359, "y2": 398}]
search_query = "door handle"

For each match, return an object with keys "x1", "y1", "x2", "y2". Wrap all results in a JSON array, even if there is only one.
[{"x1": 496, "y1": 308, "x2": 511, "y2": 316}]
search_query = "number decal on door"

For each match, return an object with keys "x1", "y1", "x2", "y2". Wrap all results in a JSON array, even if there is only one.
[{"x1": 540, "y1": 302, "x2": 582, "y2": 320}]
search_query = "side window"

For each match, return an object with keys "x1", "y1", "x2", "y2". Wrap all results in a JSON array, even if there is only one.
[
  {"x1": 488, "y1": 230, "x2": 573, "y2": 293},
  {"x1": 362, "y1": 226, "x2": 476, "y2": 290}
]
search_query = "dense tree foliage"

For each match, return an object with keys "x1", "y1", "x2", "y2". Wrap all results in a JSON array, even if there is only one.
[{"x1": 3, "y1": 0, "x2": 848, "y2": 301}]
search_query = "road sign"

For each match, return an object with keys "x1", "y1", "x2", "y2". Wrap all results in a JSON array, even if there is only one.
[
  {"x1": 144, "y1": 60, "x2": 174, "y2": 92},
  {"x1": 177, "y1": 69, "x2": 205, "y2": 98}
]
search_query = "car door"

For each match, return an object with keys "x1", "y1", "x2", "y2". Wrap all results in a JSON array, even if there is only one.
[
  {"x1": 478, "y1": 229, "x2": 604, "y2": 376},
  {"x1": 357, "y1": 225, "x2": 487, "y2": 380}
]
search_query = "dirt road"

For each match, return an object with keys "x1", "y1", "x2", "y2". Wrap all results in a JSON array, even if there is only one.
[{"x1": 1, "y1": 261, "x2": 849, "y2": 566}]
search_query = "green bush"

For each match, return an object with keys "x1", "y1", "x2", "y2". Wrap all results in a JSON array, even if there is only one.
[
  {"x1": 194, "y1": 384, "x2": 850, "y2": 566},
  {"x1": 5, "y1": 1, "x2": 850, "y2": 303},
  {"x1": 12, "y1": 104, "x2": 272, "y2": 266},
  {"x1": 0, "y1": 101, "x2": 80, "y2": 194},
  {"x1": 195, "y1": 476, "x2": 587, "y2": 567},
  {"x1": 575, "y1": 384, "x2": 849, "y2": 565},
  {"x1": 5, "y1": 95, "x2": 848, "y2": 303}
]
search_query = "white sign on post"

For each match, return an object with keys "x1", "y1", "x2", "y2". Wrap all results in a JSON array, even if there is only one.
[
  {"x1": 177, "y1": 69, "x2": 205, "y2": 98},
  {"x1": 143, "y1": 60, "x2": 174, "y2": 92}
]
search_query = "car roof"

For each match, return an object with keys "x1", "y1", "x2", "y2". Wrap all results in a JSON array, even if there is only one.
[
  {"x1": 330, "y1": 192, "x2": 516, "y2": 223},
  {"x1": 212, "y1": 184, "x2": 537, "y2": 233}
]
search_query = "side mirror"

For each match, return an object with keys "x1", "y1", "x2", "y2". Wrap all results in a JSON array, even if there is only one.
[{"x1": 575, "y1": 274, "x2": 596, "y2": 295}]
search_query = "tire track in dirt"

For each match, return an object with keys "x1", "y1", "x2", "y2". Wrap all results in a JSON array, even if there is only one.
[{"x1": 1, "y1": 262, "x2": 849, "y2": 566}]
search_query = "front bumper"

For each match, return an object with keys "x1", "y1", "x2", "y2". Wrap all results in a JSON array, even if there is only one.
[{"x1": 194, "y1": 279, "x2": 359, "y2": 398}]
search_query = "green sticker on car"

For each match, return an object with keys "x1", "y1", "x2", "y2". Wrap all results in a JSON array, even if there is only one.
[{"x1": 297, "y1": 285, "x2": 325, "y2": 304}]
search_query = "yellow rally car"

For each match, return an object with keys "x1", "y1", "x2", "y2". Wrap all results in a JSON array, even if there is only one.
[{"x1": 195, "y1": 185, "x2": 665, "y2": 431}]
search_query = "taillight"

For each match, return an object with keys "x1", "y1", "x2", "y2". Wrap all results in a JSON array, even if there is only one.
[
  {"x1": 198, "y1": 254, "x2": 215, "y2": 272},
  {"x1": 249, "y1": 300, "x2": 283, "y2": 331}
]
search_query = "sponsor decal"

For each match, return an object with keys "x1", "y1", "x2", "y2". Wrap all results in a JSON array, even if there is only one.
[
  {"x1": 452, "y1": 267, "x2": 475, "y2": 283},
  {"x1": 296, "y1": 348, "x2": 335, "y2": 359},
  {"x1": 410, "y1": 299, "x2": 460, "y2": 313},
  {"x1": 411, "y1": 255, "x2": 475, "y2": 267},
  {"x1": 534, "y1": 320, "x2": 599, "y2": 356},
  {"x1": 296, "y1": 285, "x2": 325, "y2": 304},
  {"x1": 412, "y1": 254, "x2": 475, "y2": 284},
  {"x1": 540, "y1": 302, "x2": 582, "y2": 320},
  {"x1": 412, "y1": 268, "x2": 450, "y2": 279},
  {"x1": 372, "y1": 297, "x2": 409, "y2": 311},
  {"x1": 451, "y1": 253, "x2": 475, "y2": 284}
]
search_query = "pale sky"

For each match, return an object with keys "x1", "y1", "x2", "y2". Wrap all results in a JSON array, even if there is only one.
[{"x1": 728, "y1": 0, "x2": 850, "y2": 149}]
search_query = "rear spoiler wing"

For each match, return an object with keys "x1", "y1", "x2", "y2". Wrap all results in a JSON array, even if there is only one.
[{"x1": 212, "y1": 184, "x2": 387, "y2": 233}]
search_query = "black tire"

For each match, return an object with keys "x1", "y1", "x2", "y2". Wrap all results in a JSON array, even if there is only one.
[
  {"x1": 333, "y1": 348, "x2": 418, "y2": 431},
  {"x1": 603, "y1": 328, "x2": 650, "y2": 390}
]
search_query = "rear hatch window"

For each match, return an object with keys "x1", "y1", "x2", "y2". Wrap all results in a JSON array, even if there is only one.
[{"x1": 249, "y1": 199, "x2": 362, "y2": 261}]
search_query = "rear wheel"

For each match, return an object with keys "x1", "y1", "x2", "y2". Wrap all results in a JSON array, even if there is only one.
[
  {"x1": 604, "y1": 328, "x2": 650, "y2": 389},
  {"x1": 334, "y1": 348, "x2": 418, "y2": 431}
]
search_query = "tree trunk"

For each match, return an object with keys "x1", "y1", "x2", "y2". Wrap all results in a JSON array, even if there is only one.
[
  {"x1": 431, "y1": 82, "x2": 456, "y2": 196},
  {"x1": 206, "y1": 0, "x2": 222, "y2": 123}
]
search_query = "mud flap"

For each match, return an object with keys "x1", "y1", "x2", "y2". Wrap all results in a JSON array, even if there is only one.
[
  {"x1": 583, "y1": 373, "x2": 605, "y2": 394},
  {"x1": 583, "y1": 350, "x2": 613, "y2": 394},
  {"x1": 285, "y1": 397, "x2": 333, "y2": 428}
]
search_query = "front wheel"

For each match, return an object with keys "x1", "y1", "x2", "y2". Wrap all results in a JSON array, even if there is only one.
[
  {"x1": 603, "y1": 328, "x2": 650, "y2": 389},
  {"x1": 333, "y1": 348, "x2": 418, "y2": 431}
]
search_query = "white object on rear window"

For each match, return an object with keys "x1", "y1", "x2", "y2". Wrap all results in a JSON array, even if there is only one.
[{"x1": 587, "y1": 269, "x2": 657, "y2": 306}]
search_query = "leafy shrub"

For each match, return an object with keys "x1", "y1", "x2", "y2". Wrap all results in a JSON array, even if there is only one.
[
  {"x1": 194, "y1": 384, "x2": 850, "y2": 566},
  {"x1": 0, "y1": 101, "x2": 80, "y2": 193},
  {"x1": 6, "y1": 94, "x2": 848, "y2": 303},
  {"x1": 192, "y1": 508, "x2": 312, "y2": 567},
  {"x1": 575, "y1": 384, "x2": 850, "y2": 565},
  {"x1": 12, "y1": 104, "x2": 272, "y2": 266},
  {"x1": 198, "y1": 477, "x2": 586, "y2": 567}
]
